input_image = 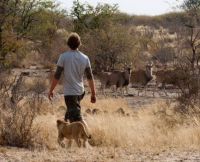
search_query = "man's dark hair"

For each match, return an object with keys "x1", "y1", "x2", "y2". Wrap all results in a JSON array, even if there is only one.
[{"x1": 67, "y1": 33, "x2": 81, "y2": 50}]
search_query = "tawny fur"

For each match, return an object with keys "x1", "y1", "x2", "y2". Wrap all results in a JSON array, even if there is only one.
[{"x1": 56, "y1": 120, "x2": 91, "y2": 148}]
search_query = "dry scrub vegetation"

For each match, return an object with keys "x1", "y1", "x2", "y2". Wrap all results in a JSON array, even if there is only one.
[
  {"x1": 1, "y1": 93, "x2": 200, "y2": 152},
  {"x1": 0, "y1": 73, "x2": 199, "y2": 158},
  {"x1": 83, "y1": 98, "x2": 200, "y2": 150},
  {"x1": 1, "y1": 81, "x2": 200, "y2": 162}
]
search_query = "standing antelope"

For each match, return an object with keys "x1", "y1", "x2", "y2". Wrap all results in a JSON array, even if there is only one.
[
  {"x1": 98, "y1": 67, "x2": 132, "y2": 96},
  {"x1": 130, "y1": 64, "x2": 153, "y2": 96}
]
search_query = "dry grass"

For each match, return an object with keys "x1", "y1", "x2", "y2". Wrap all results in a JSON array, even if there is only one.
[
  {"x1": 1, "y1": 94, "x2": 200, "y2": 152},
  {"x1": 81, "y1": 95, "x2": 131, "y2": 113},
  {"x1": 83, "y1": 99, "x2": 200, "y2": 150},
  {"x1": 28, "y1": 95, "x2": 200, "y2": 151},
  {"x1": 1, "y1": 95, "x2": 200, "y2": 161}
]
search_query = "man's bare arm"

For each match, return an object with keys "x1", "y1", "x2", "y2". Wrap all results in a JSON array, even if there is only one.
[
  {"x1": 85, "y1": 67, "x2": 96, "y2": 103},
  {"x1": 48, "y1": 66, "x2": 63, "y2": 100}
]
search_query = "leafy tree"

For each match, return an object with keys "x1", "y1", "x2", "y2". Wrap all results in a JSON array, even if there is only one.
[
  {"x1": 172, "y1": 0, "x2": 200, "y2": 109},
  {"x1": 181, "y1": 0, "x2": 200, "y2": 15},
  {"x1": 70, "y1": 0, "x2": 137, "y2": 72},
  {"x1": 71, "y1": 0, "x2": 118, "y2": 33},
  {"x1": 179, "y1": 0, "x2": 200, "y2": 69},
  {"x1": 81, "y1": 24, "x2": 135, "y2": 72},
  {"x1": 0, "y1": 0, "x2": 64, "y2": 67}
]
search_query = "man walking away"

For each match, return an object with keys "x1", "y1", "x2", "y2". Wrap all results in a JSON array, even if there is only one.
[{"x1": 48, "y1": 32, "x2": 96, "y2": 126}]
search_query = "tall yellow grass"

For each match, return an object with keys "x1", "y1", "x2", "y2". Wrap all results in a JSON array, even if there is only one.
[{"x1": 31, "y1": 95, "x2": 200, "y2": 150}]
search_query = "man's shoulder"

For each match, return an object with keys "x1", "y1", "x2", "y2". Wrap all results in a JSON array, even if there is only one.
[
  {"x1": 58, "y1": 52, "x2": 67, "y2": 58},
  {"x1": 59, "y1": 51, "x2": 89, "y2": 61},
  {"x1": 58, "y1": 52, "x2": 73, "y2": 60},
  {"x1": 78, "y1": 51, "x2": 89, "y2": 60}
]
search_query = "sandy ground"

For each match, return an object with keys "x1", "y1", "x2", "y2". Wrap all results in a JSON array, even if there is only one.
[{"x1": 0, "y1": 146, "x2": 200, "y2": 162}]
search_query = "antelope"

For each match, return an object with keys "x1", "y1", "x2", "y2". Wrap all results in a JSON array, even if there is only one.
[
  {"x1": 130, "y1": 64, "x2": 153, "y2": 96},
  {"x1": 98, "y1": 67, "x2": 132, "y2": 96}
]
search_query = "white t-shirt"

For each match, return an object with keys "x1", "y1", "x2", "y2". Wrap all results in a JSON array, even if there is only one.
[{"x1": 57, "y1": 50, "x2": 91, "y2": 96}]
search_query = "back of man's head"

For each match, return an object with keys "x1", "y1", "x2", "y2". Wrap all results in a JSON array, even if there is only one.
[{"x1": 67, "y1": 33, "x2": 81, "y2": 50}]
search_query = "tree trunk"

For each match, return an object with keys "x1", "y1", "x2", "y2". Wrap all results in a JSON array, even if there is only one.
[
  {"x1": 0, "y1": 27, "x2": 3, "y2": 60},
  {"x1": 191, "y1": 48, "x2": 196, "y2": 71}
]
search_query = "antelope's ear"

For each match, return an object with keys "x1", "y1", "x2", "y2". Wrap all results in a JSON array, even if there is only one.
[
  {"x1": 129, "y1": 62, "x2": 133, "y2": 71},
  {"x1": 148, "y1": 61, "x2": 153, "y2": 67},
  {"x1": 124, "y1": 62, "x2": 127, "y2": 69}
]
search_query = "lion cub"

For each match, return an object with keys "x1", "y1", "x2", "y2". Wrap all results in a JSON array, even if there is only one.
[{"x1": 56, "y1": 119, "x2": 91, "y2": 148}]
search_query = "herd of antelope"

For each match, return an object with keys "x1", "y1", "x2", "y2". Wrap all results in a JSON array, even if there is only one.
[{"x1": 96, "y1": 63, "x2": 200, "y2": 97}]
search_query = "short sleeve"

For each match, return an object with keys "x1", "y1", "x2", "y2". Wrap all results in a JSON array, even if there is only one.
[
  {"x1": 86, "y1": 57, "x2": 91, "y2": 68},
  {"x1": 57, "y1": 54, "x2": 64, "y2": 67}
]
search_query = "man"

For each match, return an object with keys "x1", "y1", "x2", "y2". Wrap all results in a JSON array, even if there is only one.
[{"x1": 48, "y1": 32, "x2": 96, "y2": 124}]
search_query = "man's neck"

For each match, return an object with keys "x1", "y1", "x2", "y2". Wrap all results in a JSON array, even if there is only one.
[{"x1": 69, "y1": 48, "x2": 78, "y2": 52}]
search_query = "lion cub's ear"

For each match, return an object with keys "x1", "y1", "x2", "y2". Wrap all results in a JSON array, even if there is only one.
[{"x1": 57, "y1": 119, "x2": 63, "y2": 126}]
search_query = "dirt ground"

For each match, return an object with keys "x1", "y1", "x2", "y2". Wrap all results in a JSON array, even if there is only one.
[{"x1": 0, "y1": 146, "x2": 200, "y2": 162}]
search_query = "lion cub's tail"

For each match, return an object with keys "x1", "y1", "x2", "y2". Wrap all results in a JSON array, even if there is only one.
[{"x1": 82, "y1": 124, "x2": 92, "y2": 139}]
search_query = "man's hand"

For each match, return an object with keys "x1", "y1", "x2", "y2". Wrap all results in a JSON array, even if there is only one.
[
  {"x1": 91, "y1": 94, "x2": 96, "y2": 103},
  {"x1": 49, "y1": 77, "x2": 59, "y2": 102},
  {"x1": 48, "y1": 91, "x2": 54, "y2": 101}
]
